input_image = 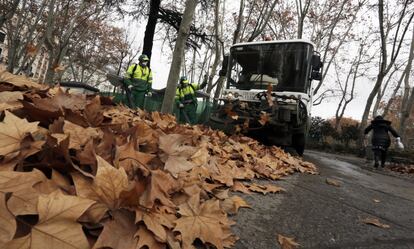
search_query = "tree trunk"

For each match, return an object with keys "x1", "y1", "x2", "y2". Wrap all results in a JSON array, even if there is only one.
[
  {"x1": 398, "y1": 26, "x2": 414, "y2": 137},
  {"x1": 6, "y1": 0, "x2": 27, "y2": 73},
  {"x1": 400, "y1": 87, "x2": 414, "y2": 140},
  {"x1": 232, "y1": 0, "x2": 244, "y2": 44},
  {"x1": 206, "y1": 0, "x2": 221, "y2": 94},
  {"x1": 382, "y1": 70, "x2": 406, "y2": 118},
  {"x1": 142, "y1": 0, "x2": 161, "y2": 62},
  {"x1": 372, "y1": 66, "x2": 398, "y2": 117},
  {"x1": 44, "y1": 0, "x2": 89, "y2": 84},
  {"x1": 161, "y1": 0, "x2": 197, "y2": 114},
  {"x1": 358, "y1": 0, "x2": 389, "y2": 147},
  {"x1": 0, "y1": 0, "x2": 20, "y2": 30}
]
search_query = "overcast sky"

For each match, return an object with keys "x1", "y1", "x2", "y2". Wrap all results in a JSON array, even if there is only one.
[{"x1": 116, "y1": 5, "x2": 378, "y2": 122}]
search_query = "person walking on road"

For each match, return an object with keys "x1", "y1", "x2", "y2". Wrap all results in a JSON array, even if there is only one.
[
  {"x1": 364, "y1": 115, "x2": 404, "y2": 168},
  {"x1": 125, "y1": 54, "x2": 153, "y2": 109},
  {"x1": 175, "y1": 76, "x2": 207, "y2": 124}
]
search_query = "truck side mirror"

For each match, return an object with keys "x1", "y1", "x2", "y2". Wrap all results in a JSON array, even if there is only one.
[
  {"x1": 311, "y1": 54, "x2": 323, "y2": 80},
  {"x1": 219, "y1": 55, "x2": 229, "y2": 77}
]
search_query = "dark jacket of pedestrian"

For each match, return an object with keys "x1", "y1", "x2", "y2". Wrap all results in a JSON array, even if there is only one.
[{"x1": 364, "y1": 116, "x2": 399, "y2": 149}]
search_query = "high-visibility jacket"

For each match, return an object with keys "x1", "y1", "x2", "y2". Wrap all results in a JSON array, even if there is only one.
[
  {"x1": 125, "y1": 64, "x2": 153, "y2": 92},
  {"x1": 175, "y1": 83, "x2": 200, "y2": 104}
]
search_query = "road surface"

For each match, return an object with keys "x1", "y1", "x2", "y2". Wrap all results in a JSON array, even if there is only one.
[{"x1": 232, "y1": 150, "x2": 414, "y2": 249}]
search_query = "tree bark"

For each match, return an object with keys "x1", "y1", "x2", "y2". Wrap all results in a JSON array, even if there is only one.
[
  {"x1": 0, "y1": 0, "x2": 20, "y2": 30},
  {"x1": 382, "y1": 70, "x2": 406, "y2": 118},
  {"x1": 206, "y1": 0, "x2": 221, "y2": 94},
  {"x1": 296, "y1": 0, "x2": 311, "y2": 39},
  {"x1": 359, "y1": 0, "x2": 388, "y2": 146},
  {"x1": 398, "y1": 25, "x2": 414, "y2": 137},
  {"x1": 161, "y1": 0, "x2": 197, "y2": 114},
  {"x1": 372, "y1": 65, "x2": 400, "y2": 117},
  {"x1": 232, "y1": 0, "x2": 244, "y2": 44},
  {"x1": 142, "y1": 0, "x2": 161, "y2": 62},
  {"x1": 44, "y1": 0, "x2": 90, "y2": 84}
]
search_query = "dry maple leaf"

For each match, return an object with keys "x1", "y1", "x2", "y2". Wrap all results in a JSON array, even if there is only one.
[
  {"x1": 4, "y1": 190, "x2": 94, "y2": 249},
  {"x1": 220, "y1": 195, "x2": 251, "y2": 214},
  {"x1": 362, "y1": 217, "x2": 390, "y2": 228},
  {"x1": 0, "y1": 169, "x2": 46, "y2": 215},
  {"x1": 136, "y1": 224, "x2": 167, "y2": 249},
  {"x1": 263, "y1": 184, "x2": 285, "y2": 193},
  {"x1": 266, "y1": 84, "x2": 274, "y2": 107},
  {"x1": 0, "y1": 70, "x2": 42, "y2": 89},
  {"x1": 259, "y1": 112, "x2": 270, "y2": 126},
  {"x1": 0, "y1": 101, "x2": 23, "y2": 112},
  {"x1": 247, "y1": 183, "x2": 282, "y2": 195},
  {"x1": 326, "y1": 178, "x2": 341, "y2": 187},
  {"x1": 26, "y1": 43, "x2": 38, "y2": 57},
  {"x1": 139, "y1": 169, "x2": 178, "y2": 209},
  {"x1": 0, "y1": 111, "x2": 39, "y2": 157},
  {"x1": 136, "y1": 207, "x2": 178, "y2": 245},
  {"x1": 114, "y1": 137, "x2": 155, "y2": 177},
  {"x1": 0, "y1": 192, "x2": 16, "y2": 245},
  {"x1": 277, "y1": 234, "x2": 300, "y2": 249},
  {"x1": 159, "y1": 134, "x2": 197, "y2": 177},
  {"x1": 63, "y1": 120, "x2": 100, "y2": 150},
  {"x1": 231, "y1": 181, "x2": 251, "y2": 194},
  {"x1": 73, "y1": 156, "x2": 129, "y2": 209},
  {"x1": 0, "y1": 91, "x2": 23, "y2": 103},
  {"x1": 84, "y1": 96, "x2": 104, "y2": 127},
  {"x1": 32, "y1": 87, "x2": 86, "y2": 112},
  {"x1": 174, "y1": 194, "x2": 227, "y2": 249},
  {"x1": 94, "y1": 209, "x2": 141, "y2": 249}
]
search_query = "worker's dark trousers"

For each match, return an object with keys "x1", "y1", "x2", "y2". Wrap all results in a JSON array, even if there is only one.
[{"x1": 373, "y1": 149, "x2": 387, "y2": 167}]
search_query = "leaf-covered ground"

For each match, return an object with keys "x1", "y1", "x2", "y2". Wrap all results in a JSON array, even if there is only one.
[{"x1": 0, "y1": 69, "x2": 316, "y2": 249}]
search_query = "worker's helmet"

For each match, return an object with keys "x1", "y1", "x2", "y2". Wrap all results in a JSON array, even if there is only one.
[
  {"x1": 180, "y1": 76, "x2": 189, "y2": 84},
  {"x1": 139, "y1": 54, "x2": 150, "y2": 62}
]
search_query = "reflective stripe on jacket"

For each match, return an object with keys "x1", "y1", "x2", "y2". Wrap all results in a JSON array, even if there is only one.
[
  {"x1": 125, "y1": 64, "x2": 153, "y2": 91},
  {"x1": 175, "y1": 83, "x2": 199, "y2": 103}
]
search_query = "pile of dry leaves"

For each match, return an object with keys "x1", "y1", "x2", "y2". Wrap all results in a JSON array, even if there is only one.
[
  {"x1": 0, "y1": 70, "x2": 316, "y2": 249},
  {"x1": 388, "y1": 163, "x2": 414, "y2": 174}
]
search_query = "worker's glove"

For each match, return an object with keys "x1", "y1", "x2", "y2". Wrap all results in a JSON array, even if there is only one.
[
  {"x1": 127, "y1": 85, "x2": 133, "y2": 90},
  {"x1": 146, "y1": 92, "x2": 152, "y2": 97},
  {"x1": 178, "y1": 103, "x2": 184, "y2": 108},
  {"x1": 396, "y1": 137, "x2": 404, "y2": 150}
]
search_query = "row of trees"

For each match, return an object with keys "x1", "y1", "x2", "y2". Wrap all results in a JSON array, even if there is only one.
[
  {"x1": 153, "y1": 0, "x2": 414, "y2": 145},
  {"x1": 2, "y1": 0, "x2": 414, "y2": 142},
  {"x1": 0, "y1": 0, "x2": 141, "y2": 85}
]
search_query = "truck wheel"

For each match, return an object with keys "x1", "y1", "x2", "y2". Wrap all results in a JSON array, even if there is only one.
[{"x1": 293, "y1": 133, "x2": 306, "y2": 156}]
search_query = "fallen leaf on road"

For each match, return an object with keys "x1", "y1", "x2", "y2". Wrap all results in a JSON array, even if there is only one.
[
  {"x1": 232, "y1": 181, "x2": 251, "y2": 194},
  {"x1": 326, "y1": 178, "x2": 341, "y2": 187},
  {"x1": 362, "y1": 217, "x2": 390, "y2": 228},
  {"x1": 263, "y1": 184, "x2": 285, "y2": 193},
  {"x1": 373, "y1": 199, "x2": 381, "y2": 203},
  {"x1": 247, "y1": 183, "x2": 284, "y2": 195},
  {"x1": 221, "y1": 195, "x2": 251, "y2": 214},
  {"x1": 277, "y1": 234, "x2": 300, "y2": 249}
]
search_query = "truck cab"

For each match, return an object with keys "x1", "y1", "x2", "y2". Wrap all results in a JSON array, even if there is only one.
[{"x1": 209, "y1": 40, "x2": 322, "y2": 155}]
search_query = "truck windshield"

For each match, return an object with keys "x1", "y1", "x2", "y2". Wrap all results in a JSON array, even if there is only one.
[{"x1": 228, "y1": 42, "x2": 313, "y2": 93}]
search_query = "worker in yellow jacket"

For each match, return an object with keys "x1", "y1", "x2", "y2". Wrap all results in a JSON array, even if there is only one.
[
  {"x1": 125, "y1": 54, "x2": 153, "y2": 109},
  {"x1": 175, "y1": 76, "x2": 207, "y2": 124}
]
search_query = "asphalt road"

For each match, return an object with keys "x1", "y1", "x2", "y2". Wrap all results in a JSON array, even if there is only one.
[{"x1": 232, "y1": 150, "x2": 414, "y2": 249}]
